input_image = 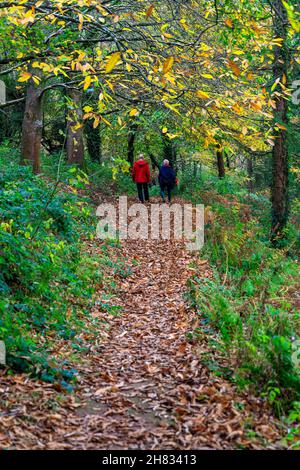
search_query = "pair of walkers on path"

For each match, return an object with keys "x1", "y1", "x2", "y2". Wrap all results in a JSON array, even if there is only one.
[{"x1": 131, "y1": 154, "x2": 176, "y2": 204}]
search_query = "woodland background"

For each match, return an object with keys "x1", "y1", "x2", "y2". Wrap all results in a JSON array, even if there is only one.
[{"x1": 0, "y1": 0, "x2": 300, "y2": 448}]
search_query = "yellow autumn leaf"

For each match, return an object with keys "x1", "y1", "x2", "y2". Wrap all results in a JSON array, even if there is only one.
[
  {"x1": 129, "y1": 108, "x2": 139, "y2": 117},
  {"x1": 72, "y1": 123, "x2": 82, "y2": 131},
  {"x1": 196, "y1": 90, "x2": 210, "y2": 99},
  {"x1": 225, "y1": 18, "x2": 233, "y2": 28},
  {"x1": 93, "y1": 116, "x2": 100, "y2": 129},
  {"x1": 204, "y1": 137, "x2": 210, "y2": 148},
  {"x1": 18, "y1": 72, "x2": 32, "y2": 82},
  {"x1": 271, "y1": 77, "x2": 280, "y2": 91},
  {"x1": 290, "y1": 19, "x2": 300, "y2": 33},
  {"x1": 180, "y1": 19, "x2": 189, "y2": 31},
  {"x1": 164, "y1": 102, "x2": 181, "y2": 115},
  {"x1": 276, "y1": 123, "x2": 287, "y2": 131},
  {"x1": 100, "y1": 116, "x2": 112, "y2": 126},
  {"x1": 83, "y1": 113, "x2": 93, "y2": 120},
  {"x1": 167, "y1": 133, "x2": 179, "y2": 139},
  {"x1": 105, "y1": 80, "x2": 114, "y2": 92},
  {"x1": 105, "y1": 52, "x2": 121, "y2": 73},
  {"x1": 83, "y1": 75, "x2": 92, "y2": 91},
  {"x1": 83, "y1": 105, "x2": 93, "y2": 113},
  {"x1": 163, "y1": 57, "x2": 174, "y2": 75},
  {"x1": 32, "y1": 76, "x2": 41, "y2": 85},
  {"x1": 250, "y1": 101, "x2": 262, "y2": 111},
  {"x1": 78, "y1": 13, "x2": 83, "y2": 31},
  {"x1": 232, "y1": 103, "x2": 243, "y2": 114},
  {"x1": 232, "y1": 49, "x2": 244, "y2": 55}
]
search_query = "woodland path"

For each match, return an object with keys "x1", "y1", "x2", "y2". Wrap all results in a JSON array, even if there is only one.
[{"x1": 0, "y1": 197, "x2": 283, "y2": 449}]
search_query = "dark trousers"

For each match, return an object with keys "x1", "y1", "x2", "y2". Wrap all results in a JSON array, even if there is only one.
[
  {"x1": 160, "y1": 184, "x2": 172, "y2": 202},
  {"x1": 136, "y1": 183, "x2": 149, "y2": 203}
]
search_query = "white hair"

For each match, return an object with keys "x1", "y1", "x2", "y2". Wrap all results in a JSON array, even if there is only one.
[
  {"x1": 163, "y1": 159, "x2": 169, "y2": 166},
  {"x1": 138, "y1": 154, "x2": 145, "y2": 160}
]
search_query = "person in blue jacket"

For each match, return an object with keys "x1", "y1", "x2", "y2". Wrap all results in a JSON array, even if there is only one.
[{"x1": 158, "y1": 159, "x2": 176, "y2": 203}]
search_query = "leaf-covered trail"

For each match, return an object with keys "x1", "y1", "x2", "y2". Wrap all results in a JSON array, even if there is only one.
[{"x1": 0, "y1": 197, "x2": 282, "y2": 449}]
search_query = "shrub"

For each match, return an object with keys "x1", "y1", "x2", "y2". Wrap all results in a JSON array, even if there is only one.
[
  {"x1": 0, "y1": 150, "x2": 107, "y2": 381},
  {"x1": 187, "y1": 171, "x2": 300, "y2": 412}
]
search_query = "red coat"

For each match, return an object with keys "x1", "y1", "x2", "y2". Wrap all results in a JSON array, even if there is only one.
[{"x1": 132, "y1": 160, "x2": 151, "y2": 183}]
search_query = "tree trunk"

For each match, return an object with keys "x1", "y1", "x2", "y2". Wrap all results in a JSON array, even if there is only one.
[
  {"x1": 193, "y1": 161, "x2": 198, "y2": 178},
  {"x1": 225, "y1": 149, "x2": 231, "y2": 169},
  {"x1": 247, "y1": 157, "x2": 254, "y2": 193},
  {"x1": 148, "y1": 151, "x2": 160, "y2": 170},
  {"x1": 163, "y1": 133, "x2": 176, "y2": 168},
  {"x1": 216, "y1": 146, "x2": 225, "y2": 178},
  {"x1": 85, "y1": 120, "x2": 102, "y2": 162},
  {"x1": 128, "y1": 122, "x2": 138, "y2": 166},
  {"x1": 20, "y1": 77, "x2": 42, "y2": 174},
  {"x1": 173, "y1": 144, "x2": 178, "y2": 172},
  {"x1": 270, "y1": 0, "x2": 289, "y2": 246},
  {"x1": 66, "y1": 88, "x2": 84, "y2": 167}
]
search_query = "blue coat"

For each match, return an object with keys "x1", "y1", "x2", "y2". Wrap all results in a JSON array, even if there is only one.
[{"x1": 159, "y1": 165, "x2": 176, "y2": 187}]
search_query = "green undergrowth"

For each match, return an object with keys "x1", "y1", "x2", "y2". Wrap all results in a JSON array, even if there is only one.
[
  {"x1": 0, "y1": 149, "x2": 122, "y2": 388},
  {"x1": 42, "y1": 151, "x2": 137, "y2": 197},
  {"x1": 184, "y1": 171, "x2": 300, "y2": 422}
]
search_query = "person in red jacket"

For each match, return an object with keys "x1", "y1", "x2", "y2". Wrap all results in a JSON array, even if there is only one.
[{"x1": 132, "y1": 154, "x2": 151, "y2": 203}]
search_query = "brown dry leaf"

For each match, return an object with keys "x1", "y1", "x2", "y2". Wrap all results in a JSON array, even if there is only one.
[
  {"x1": 0, "y1": 196, "x2": 284, "y2": 450},
  {"x1": 228, "y1": 59, "x2": 241, "y2": 76}
]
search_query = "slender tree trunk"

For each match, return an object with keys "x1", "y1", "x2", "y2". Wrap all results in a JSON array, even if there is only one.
[
  {"x1": 216, "y1": 146, "x2": 225, "y2": 178},
  {"x1": 225, "y1": 149, "x2": 231, "y2": 169},
  {"x1": 247, "y1": 157, "x2": 254, "y2": 193},
  {"x1": 148, "y1": 150, "x2": 160, "y2": 170},
  {"x1": 20, "y1": 76, "x2": 42, "y2": 174},
  {"x1": 180, "y1": 155, "x2": 185, "y2": 174},
  {"x1": 128, "y1": 122, "x2": 138, "y2": 166},
  {"x1": 85, "y1": 120, "x2": 102, "y2": 162},
  {"x1": 270, "y1": 0, "x2": 289, "y2": 246},
  {"x1": 173, "y1": 144, "x2": 178, "y2": 172},
  {"x1": 66, "y1": 88, "x2": 84, "y2": 167},
  {"x1": 193, "y1": 161, "x2": 198, "y2": 178},
  {"x1": 163, "y1": 133, "x2": 175, "y2": 168}
]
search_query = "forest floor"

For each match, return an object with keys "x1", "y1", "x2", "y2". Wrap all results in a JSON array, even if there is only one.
[{"x1": 0, "y1": 196, "x2": 285, "y2": 449}]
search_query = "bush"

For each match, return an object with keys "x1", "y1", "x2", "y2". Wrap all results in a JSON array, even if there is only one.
[
  {"x1": 0, "y1": 150, "x2": 106, "y2": 381},
  {"x1": 187, "y1": 171, "x2": 300, "y2": 412}
]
